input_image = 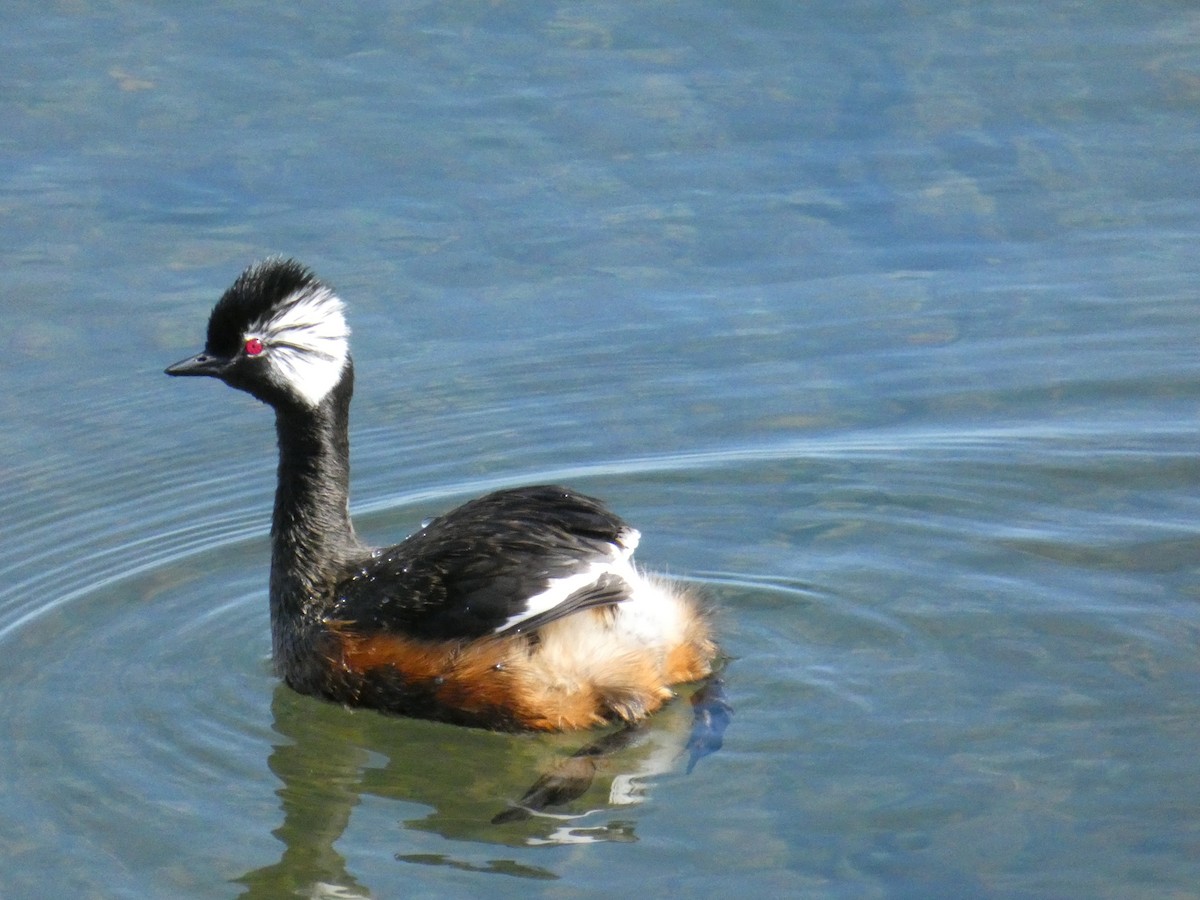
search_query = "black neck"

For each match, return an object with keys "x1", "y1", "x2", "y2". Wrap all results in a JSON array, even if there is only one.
[{"x1": 268, "y1": 362, "x2": 364, "y2": 650}]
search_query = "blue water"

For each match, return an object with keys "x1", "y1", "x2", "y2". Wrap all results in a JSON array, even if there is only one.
[{"x1": 2, "y1": 2, "x2": 1199, "y2": 897}]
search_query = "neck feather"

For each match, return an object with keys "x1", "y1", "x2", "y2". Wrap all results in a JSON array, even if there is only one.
[{"x1": 268, "y1": 364, "x2": 364, "y2": 638}]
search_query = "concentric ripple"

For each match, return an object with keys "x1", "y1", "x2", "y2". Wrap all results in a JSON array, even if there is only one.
[{"x1": 2, "y1": 416, "x2": 1197, "y2": 896}]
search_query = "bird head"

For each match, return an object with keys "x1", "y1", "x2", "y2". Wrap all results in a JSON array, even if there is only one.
[{"x1": 166, "y1": 258, "x2": 351, "y2": 410}]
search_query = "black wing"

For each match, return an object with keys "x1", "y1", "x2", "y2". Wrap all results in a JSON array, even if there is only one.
[{"x1": 328, "y1": 485, "x2": 637, "y2": 640}]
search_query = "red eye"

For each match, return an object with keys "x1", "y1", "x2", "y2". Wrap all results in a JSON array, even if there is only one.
[{"x1": 244, "y1": 338, "x2": 264, "y2": 356}]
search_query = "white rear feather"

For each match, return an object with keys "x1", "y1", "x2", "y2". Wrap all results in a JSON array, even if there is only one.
[{"x1": 494, "y1": 527, "x2": 641, "y2": 635}]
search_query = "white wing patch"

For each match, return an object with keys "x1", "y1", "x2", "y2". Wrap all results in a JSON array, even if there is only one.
[
  {"x1": 494, "y1": 528, "x2": 640, "y2": 635},
  {"x1": 249, "y1": 284, "x2": 350, "y2": 407}
]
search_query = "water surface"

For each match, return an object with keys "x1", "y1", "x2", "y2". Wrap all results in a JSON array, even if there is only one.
[{"x1": 2, "y1": 2, "x2": 1199, "y2": 897}]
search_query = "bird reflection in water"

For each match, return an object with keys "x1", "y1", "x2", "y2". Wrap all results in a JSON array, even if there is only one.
[{"x1": 236, "y1": 672, "x2": 730, "y2": 896}]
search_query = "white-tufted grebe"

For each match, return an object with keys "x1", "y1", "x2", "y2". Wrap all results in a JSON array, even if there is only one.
[{"x1": 165, "y1": 258, "x2": 717, "y2": 731}]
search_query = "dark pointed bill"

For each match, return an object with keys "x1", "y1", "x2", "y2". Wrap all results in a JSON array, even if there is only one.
[{"x1": 165, "y1": 352, "x2": 227, "y2": 377}]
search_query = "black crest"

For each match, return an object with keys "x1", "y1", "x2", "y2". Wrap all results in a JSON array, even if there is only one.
[{"x1": 205, "y1": 258, "x2": 322, "y2": 357}]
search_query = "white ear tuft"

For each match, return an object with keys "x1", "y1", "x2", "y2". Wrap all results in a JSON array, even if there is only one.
[{"x1": 250, "y1": 285, "x2": 351, "y2": 407}]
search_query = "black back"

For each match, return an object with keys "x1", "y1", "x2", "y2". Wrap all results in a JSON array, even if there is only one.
[{"x1": 328, "y1": 485, "x2": 634, "y2": 640}]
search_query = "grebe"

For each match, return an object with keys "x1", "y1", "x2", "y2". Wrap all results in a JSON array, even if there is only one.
[{"x1": 166, "y1": 258, "x2": 717, "y2": 731}]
